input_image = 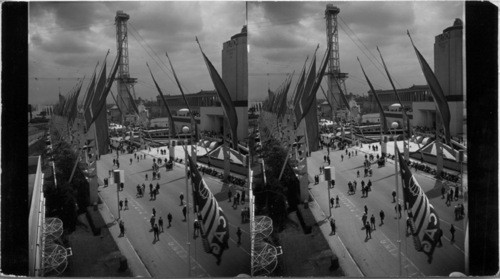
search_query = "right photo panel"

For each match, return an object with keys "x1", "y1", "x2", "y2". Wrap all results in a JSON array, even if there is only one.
[{"x1": 248, "y1": 2, "x2": 466, "y2": 277}]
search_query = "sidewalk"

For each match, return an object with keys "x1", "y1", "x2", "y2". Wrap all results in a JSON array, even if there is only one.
[
  {"x1": 306, "y1": 192, "x2": 364, "y2": 277},
  {"x1": 97, "y1": 192, "x2": 151, "y2": 277}
]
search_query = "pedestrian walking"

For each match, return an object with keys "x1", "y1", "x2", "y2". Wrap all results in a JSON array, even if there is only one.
[
  {"x1": 330, "y1": 197, "x2": 334, "y2": 208},
  {"x1": 167, "y1": 213, "x2": 172, "y2": 227},
  {"x1": 441, "y1": 186, "x2": 446, "y2": 199},
  {"x1": 335, "y1": 195, "x2": 339, "y2": 207},
  {"x1": 365, "y1": 222, "x2": 372, "y2": 239},
  {"x1": 370, "y1": 214, "x2": 376, "y2": 230},
  {"x1": 436, "y1": 228, "x2": 443, "y2": 247},
  {"x1": 236, "y1": 192, "x2": 241, "y2": 205},
  {"x1": 357, "y1": 170, "x2": 360, "y2": 177},
  {"x1": 153, "y1": 224, "x2": 159, "y2": 241},
  {"x1": 446, "y1": 192, "x2": 451, "y2": 206},
  {"x1": 130, "y1": 158, "x2": 132, "y2": 165},
  {"x1": 152, "y1": 207, "x2": 156, "y2": 217},
  {"x1": 379, "y1": 210, "x2": 385, "y2": 225},
  {"x1": 450, "y1": 224, "x2": 456, "y2": 242},
  {"x1": 327, "y1": 157, "x2": 331, "y2": 165},
  {"x1": 364, "y1": 205, "x2": 368, "y2": 215},
  {"x1": 241, "y1": 190, "x2": 246, "y2": 204},
  {"x1": 119, "y1": 200, "x2": 123, "y2": 211},
  {"x1": 150, "y1": 215, "x2": 155, "y2": 230},
  {"x1": 324, "y1": 155, "x2": 327, "y2": 162},
  {"x1": 119, "y1": 220, "x2": 125, "y2": 237},
  {"x1": 113, "y1": 158, "x2": 116, "y2": 166},
  {"x1": 341, "y1": 154, "x2": 344, "y2": 161},
  {"x1": 180, "y1": 193, "x2": 184, "y2": 205},
  {"x1": 158, "y1": 217, "x2": 164, "y2": 232},
  {"x1": 362, "y1": 213, "x2": 367, "y2": 228},
  {"x1": 182, "y1": 205, "x2": 187, "y2": 221},
  {"x1": 145, "y1": 173, "x2": 148, "y2": 181},
  {"x1": 120, "y1": 182, "x2": 124, "y2": 191},
  {"x1": 392, "y1": 190, "x2": 397, "y2": 203},
  {"x1": 124, "y1": 198, "x2": 128, "y2": 210},
  {"x1": 156, "y1": 183, "x2": 160, "y2": 195},
  {"x1": 241, "y1": 208, "x2": 246, "y2": 223},
  {"x1": 193, "y1": 219, "x2": 200, "y2": 238},
  {"x1": 117, "y1": 161, "x2": 120, "y2": 168},
  {"x1": 236, "y1": 227, "x2": 242, "y2": 245},
  {"x1": 454, "y1": 188, "x2": 459, "y2": 201},
  {"x1": 450, "y1": 188, "x2": 454, "y2": 201},
  {"x1": 142, "y1": 183, "x2": 146, "y2": 195},
  {"x1": 396, "y1": 203, "x2": 402, "y2": 218},
  {"x1": 233, "y1": 196, "x2": 239, "y2": 209},
  {"x1": 330, "y1": 218, "x2": 336, "y2": 235}
]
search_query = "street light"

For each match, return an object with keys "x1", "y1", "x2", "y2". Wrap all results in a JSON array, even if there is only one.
[
  {"x1": 391, "y1": 121, "x2": 402, "y2": 277},
  {"x1": 182, "y1": 125, "x2": 191, "y2": 277}
]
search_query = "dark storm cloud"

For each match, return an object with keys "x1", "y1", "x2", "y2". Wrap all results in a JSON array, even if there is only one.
[
  {"x1": 34, "y1": 32, "x2": 97, "y2": 55},
  {"x1": 255, "y1": 1, "x2": 316, "y2": 25}
]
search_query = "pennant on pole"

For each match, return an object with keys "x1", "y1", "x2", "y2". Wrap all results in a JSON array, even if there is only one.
[
  {"x1": 196, "y1": 37, "x2": 239, "y2": 149},
  {"x1": 408, "y1": 31, "x2": 451, "y2": 145},
  {"x1": 357, "y1": 57, "x2": 389, "y2": 134},
  {"x1": 146, "y1": 63, "x2": 177, "y2": 138}
]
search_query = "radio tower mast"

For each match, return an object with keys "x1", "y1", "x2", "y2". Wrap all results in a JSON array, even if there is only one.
[
  {"x1": 115, "y1": 10, "x2": 137, "y2": 124},
  {"x1": 325, "y1": 4, "x2": 348, "y2": 120}
]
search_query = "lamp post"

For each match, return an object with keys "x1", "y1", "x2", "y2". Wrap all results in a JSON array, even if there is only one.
[
  {"x1": 182, "y1": 125, "x2": 191, "y2": 277},
  {"x1": 391, "y1": 121, "x2": 402, "y2": 277}
]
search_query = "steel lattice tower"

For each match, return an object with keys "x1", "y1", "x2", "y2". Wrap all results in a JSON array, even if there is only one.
[
  {"x1": 325, "y1": 4, "x2": 348, "y2": 120},
  {"x1": 115, "y1": 10, "x2": 137, "y2": 123}
]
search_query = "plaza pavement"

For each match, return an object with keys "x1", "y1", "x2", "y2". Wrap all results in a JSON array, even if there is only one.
[
  {"x1": 306, "y1": 139, "x2": 466, "y2": 277},
  {"x1": 95, "y1": 144, "x2": 250, "y2": 277}
]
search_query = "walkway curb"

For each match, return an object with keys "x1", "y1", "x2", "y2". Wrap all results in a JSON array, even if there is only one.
[
  {"x1": 97, "y1": 192, "x2": 152, "y2": 278},
  {"x1": 308, "y1": 190, "x2": 365, "y2": 277}
]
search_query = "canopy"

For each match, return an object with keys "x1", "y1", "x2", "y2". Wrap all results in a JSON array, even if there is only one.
[
  {"x1": 205, "y1": 145, "x2": 245, "y2": 166},
  {"x1": 413, "y1": 140, "x2": 466, "y2": 161}
]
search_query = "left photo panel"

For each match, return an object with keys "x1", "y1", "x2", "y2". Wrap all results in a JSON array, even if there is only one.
[{"x1": 27, "y1": 1, "x2": 250, "y2": 277}]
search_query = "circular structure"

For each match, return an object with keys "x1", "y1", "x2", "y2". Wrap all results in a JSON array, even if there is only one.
[
  {"x1": 251, "y1": 216, "x2": 273, "y2": 241},
  {"x1": 43, "y1": 218, "x2": 63, "y2": 244},
  {"x1": 42, "y1": 244, "x2": 68, "y2": 276},
  {"x1": 182, "y1": 126, "x2": 190, "y2": 134},
  {"x1": 251, "y1": 242, "x2": 279, "y2": 276},
  {"x1": 391, "y1": 122, "x2": 399, "y2": 129}
]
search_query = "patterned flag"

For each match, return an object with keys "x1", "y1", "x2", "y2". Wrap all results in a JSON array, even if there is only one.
[
  {"x1": 408, "y1": 33, "x2": 451, "y2": 144},
  {"x1": 357, "y1": 57, "x2": 389, "y2": 134},
  {"x1": 67, "y1": 81, "x2": 83, "y2": 125},
  {"x1": 187, "y1": 154, "x2": 229, "y2": 264},
  {"x1": 197, "y1": 39, "x2": 239, "y2": 149},
  {"x1": 397, "y1": 146, "x2": 441, "y2": 261}
]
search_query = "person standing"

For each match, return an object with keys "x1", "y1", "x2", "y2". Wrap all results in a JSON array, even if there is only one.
[
  {"x1": 227, "y1": 189, "x2": 232, "y2": 202},
  {"x1": 235, "y1": 192, "x2": 241, "y2": 205},
  {"x1": 152, "y1": 208, "x2": 156, "y2": 217},
  {"x1": 119, "y1": 220, "x2": 125, "y2": 237},
  {"x1": 236, "y1": 227, "x2": 242, "y2": 245},
  {"x1": 241, "y1": 190, "x2": 246, "y2": 205},
  {"x1": 330, "y1": 218, "x2": 336, "y2": 235},
  {"x1": 119, "y1": 200, "x2": 123, "y2": 211},
  {"x1": 193, "y1": 219, "x2": 200, "y2": 238},
  {"x1": 357, "y1": 170, "x2": 360, "y2": 177},
  {"x1": 436, "y1": 228, "x2": 443, "y2": 247},
  {"x1": 379, "y1": 210, "x2": 385, "y2": 225},
  {"x1": 150, "y1": 215, "x2": 155, "y2": 230},
  {"x1": 330, "y1": 197, "x2": 334, "y2": 208},
  {"x1": 120, "y1": 182, "x2": 124, "y2": 192},
  {"x1": 365, "y1": 222, "x2": 371, "y2": 239},
  {"x1": 158, "y1": 217, "x2": 164, "y2": 232},
  {"x1": 167, "y1": 213, "x2": 172, "y2": 227},
  {"x1": 153, "y1": 224, "x2": 159, "y2": 242},
  {"x1": 370, "y1": 214, "x2": 376, "y2": 231},
  {"x1": 182, "y1": 205, "x2": 187, "y2": 221},
  {"x1": 392, "y1": 190, "x2": 397, "y2": 203},
  {"x1": 327, "y1": 157, "x2": 331, "y2": 165},
  {"x1": 124, "y1": 198, "x2": 128, "y2": 210},
  {"x1": 406, "y1": 217, "x2": 412, "y2": 235},
  {"x1": 335, "y1": 195, "x2": 340, "y2": 208},
  {"x1": 341, "y1": 154, "x2": 344, "y2": 162},
  {"x1": 180, "y1": 193, "x2": 184, "y2": 206},
  {"x1": 324, "y1": 155, "x2": 327, "y2": 162},
  {"x1": 450, "y1": 224, "x2": 456, "y2": 242},
  {"x1": 362, "y1": 213, "x2": 367, "y2": 228},
  {"x1": 441, "y1": 186, "x2": 446, "y2": 199},
  {"x1": 396, "y1": 203, "x2": 402, "y2": 219},
  {"x1": 364, "y1": 205, "x2": 368, "y2": 215},
  {"x1": 130, "y1": 158, "x2": 133, "y2": 165}
]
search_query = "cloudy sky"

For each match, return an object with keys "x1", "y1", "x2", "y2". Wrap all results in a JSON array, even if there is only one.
[
  {"x1": 29, "y1": 1, "x2": 246, "y2": 106},
  {"x1": 248, "y1": 1, "x2": 464, "y2": 102}
]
